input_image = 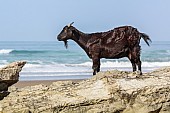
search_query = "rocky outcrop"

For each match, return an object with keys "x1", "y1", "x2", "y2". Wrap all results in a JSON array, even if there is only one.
[
  {"x1": 0, "y1": 67, "x2": 170, "y2": 113},
  {"x1": 0, "y1": 61, "x2": 26, "y2": 100}
]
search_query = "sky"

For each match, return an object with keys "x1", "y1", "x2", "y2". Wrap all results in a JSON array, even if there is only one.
[{"x1": 0, "y1": 0, "x2": 170, "y2": 41}]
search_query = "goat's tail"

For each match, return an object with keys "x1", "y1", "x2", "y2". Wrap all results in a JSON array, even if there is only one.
[{"x1": 140, "y1": 33, "x2": 152, "y2": 46}]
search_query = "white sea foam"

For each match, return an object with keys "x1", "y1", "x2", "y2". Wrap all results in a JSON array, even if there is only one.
[
  {"x1": 0, "y1": 60, "x2": 8, "y2": 64},
  {"x1": 1, "y1": 61, "x2": 170, "y2": 75},
  {"x1": 0, "y1": 49, "x2": 13, "y2": 54},
  {"x1": 73, "y1": 61, "x2": 170, "y2": 68},
  {"x1": 19, "y1": 61, "x2": 170, "y2": 76},
  {"x1": 22, "y1": 63, "x2": 91, "y2": 73},
  {"x1": 1, "y1": 60, "x2": 170, "y2": 77},
  {"x1": 166, "y1": 50, "x2": 170, "y2": 54}
]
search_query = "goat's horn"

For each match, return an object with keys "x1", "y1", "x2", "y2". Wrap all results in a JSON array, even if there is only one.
[{"x1": 67, "y1": 22, "x2": 74, "y2": 27}]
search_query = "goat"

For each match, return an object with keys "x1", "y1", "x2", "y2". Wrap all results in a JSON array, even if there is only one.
[{"x1": 57, "y1": 22, "x2": 151, "y2": 75}]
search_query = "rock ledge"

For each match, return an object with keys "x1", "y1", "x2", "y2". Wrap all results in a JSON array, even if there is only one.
[
  {"x1": 1, "y1": 67, "x2": 170, "y2": 113},
  {"x1": 0, "y1": 61, "x2": 26, "y2": 100}
]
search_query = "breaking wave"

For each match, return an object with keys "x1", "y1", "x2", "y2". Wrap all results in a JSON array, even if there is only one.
[
  {"x1": 0, "y1": 49, "x2": 13, "y2": 54},
  {"x1": 18, "y1": 61, "x2": 170, "y2": 75}
]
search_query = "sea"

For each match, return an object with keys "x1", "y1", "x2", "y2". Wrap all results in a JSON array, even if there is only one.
[{"x1": 0, "y1": 41, "x2": 170, "y2": 81}]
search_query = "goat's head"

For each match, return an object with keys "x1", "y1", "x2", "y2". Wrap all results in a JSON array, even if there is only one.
[{"x1": 57, "y1": 22, "x2": 74, "y2": 48}]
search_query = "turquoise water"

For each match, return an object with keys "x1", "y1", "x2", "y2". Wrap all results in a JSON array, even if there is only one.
[{"x1": 0, "y1": 41, "x2": 170, "y2": 80}]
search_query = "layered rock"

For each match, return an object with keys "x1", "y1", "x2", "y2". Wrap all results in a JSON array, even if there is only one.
[
  {"x1": 0, "y1": 61, "x2": 26, "y2": 100},
  {"x1": 0, "y1": 67, "x2": 170, "y2": 113}
]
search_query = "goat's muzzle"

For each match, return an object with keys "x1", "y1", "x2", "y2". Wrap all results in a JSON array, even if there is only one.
[{"x1": 57, "y1": 35, "x2": 62, "y2": 41}]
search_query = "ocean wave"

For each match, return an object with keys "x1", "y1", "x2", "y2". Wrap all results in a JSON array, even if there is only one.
[
  {"x1": 0, "y1": 61, "x2": 169, "y2": 77},
  {"x1": 0, "y1": 60, "x2": 8, "y2": 64},
  {"x1": 23, "y1": 63, "x2": 91, "y2": 73},
  {"x1": 68, "y1": 61, "x2": 170, "y2": 67},
  {"x1": 1, "y1": 60, "x2": 170, "y2": 70},
  {"x1": 0, "y1": 49, "x2": 13, "y2": 54},
  {"x1": 0, "y1": 49, "x2": 61, "y2": 55},
  {"x1": 18, "y1": 61, "x2": 170, "y2": 77},
  {"x1": 21, "y1": 61, "x2": 170, "y2": 73},
  {"x1": 166, "y1": 50, "x2": 170, "y2": 54},
  {"x1": 12, "y1": 50, "x2": 50, "y2": 54}
]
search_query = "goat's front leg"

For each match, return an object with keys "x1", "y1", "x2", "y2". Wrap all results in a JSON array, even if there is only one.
[
  {"x1": 130, "y1": 59, "x2": 137, "y2": 72},
  {"x1": 92, "y1": 58, "x2": 100, "y2": 75}
]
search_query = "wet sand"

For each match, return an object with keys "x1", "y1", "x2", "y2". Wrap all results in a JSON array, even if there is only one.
[{"x1": 14, "y1": 79, "x2": 84, "y2": 88}]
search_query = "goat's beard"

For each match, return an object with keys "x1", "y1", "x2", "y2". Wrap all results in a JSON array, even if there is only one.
[{"x1": 64, "y1": 40, "x2": 68, "y2": 49}]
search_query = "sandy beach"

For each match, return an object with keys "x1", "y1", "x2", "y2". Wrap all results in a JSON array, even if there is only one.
[{"x1": 14, "y1": 79, "x2": 84, "y2": 88}]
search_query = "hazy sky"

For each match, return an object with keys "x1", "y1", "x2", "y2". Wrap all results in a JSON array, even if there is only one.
[{"x1": 0, "y1": 0, "x2": 170, "y2": 41}]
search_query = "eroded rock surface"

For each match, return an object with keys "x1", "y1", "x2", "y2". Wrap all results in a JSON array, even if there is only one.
[
  {"x1": 0, "y1": 67, "x2": 170, "y2": 113},
  {"x1": 0, "y1": 61, "x2": 26, "y2": 100}
]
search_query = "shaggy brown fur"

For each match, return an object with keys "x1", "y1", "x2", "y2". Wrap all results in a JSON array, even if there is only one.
[{"x1": 57, "y1": 23, "x2": 151, "y2": 75}]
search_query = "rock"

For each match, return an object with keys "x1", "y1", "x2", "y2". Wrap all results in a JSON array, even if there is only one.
[
  {"x1": 0, "y1": 67, "x2": 170, "y2": 113},
  {"x1": 0, "y1": 61, "x2": 26, "y2": 100}
]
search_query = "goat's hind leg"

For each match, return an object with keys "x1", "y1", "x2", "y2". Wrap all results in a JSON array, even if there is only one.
[
  {"x1": 136, "y1": 59, "x2": 142, "y2": 75},
  {"x1": 135, "y1": 46, "x2": 142, "y2": 75},
  {"x1": 133, "y1": 46, "x2": 142, "y2": 75},
  {"x1": 129, "y1": 58, "x2": 142, "y2": 75}
]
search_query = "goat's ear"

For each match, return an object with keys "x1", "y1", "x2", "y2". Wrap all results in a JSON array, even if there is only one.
[{"x1": 72, "y1": 30, "x2": 76, "y2": 35}]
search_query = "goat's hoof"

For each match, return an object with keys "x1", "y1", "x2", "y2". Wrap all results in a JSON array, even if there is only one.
[{"x1": 135, "y1": 71, "x2": 142, "y2": 75}]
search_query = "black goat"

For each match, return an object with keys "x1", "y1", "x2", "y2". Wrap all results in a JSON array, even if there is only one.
[{"x1": 57, "y1": 22, "x2": 151, "y2": 75}]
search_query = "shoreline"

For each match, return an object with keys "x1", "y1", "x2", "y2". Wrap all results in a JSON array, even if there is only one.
[
  {"x1": 14, "y1": 66, "x2": 165, "y2": 88},
  {"x1": 14, "y1": 79, "x2": 84, "y2": 88}
]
